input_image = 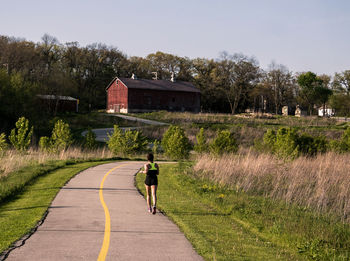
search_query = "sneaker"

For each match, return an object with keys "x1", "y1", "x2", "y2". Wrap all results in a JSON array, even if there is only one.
[
  {"x1": 152, "y1": 206, "x2": 156, "y2": 215},
  {"x1": 148, "y1": 208, "x2": 152, "y2": 213}
]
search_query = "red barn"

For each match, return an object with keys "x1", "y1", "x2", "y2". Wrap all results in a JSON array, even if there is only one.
[{"x1": 106, "y1": 76, "x2": 200, "y2": 113}]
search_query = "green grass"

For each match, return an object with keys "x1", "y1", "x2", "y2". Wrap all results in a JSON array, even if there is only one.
[
  {"x1": 0, "y1": 160, "x2": 112, "y2": 254},
  {"x1": 135, "y1": 163, "x2": 350, "y2": 261}
]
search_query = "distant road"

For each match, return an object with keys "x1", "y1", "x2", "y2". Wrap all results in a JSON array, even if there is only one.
[{"x1": 82, "y1": 114, "x2": 168, "y2": 142}]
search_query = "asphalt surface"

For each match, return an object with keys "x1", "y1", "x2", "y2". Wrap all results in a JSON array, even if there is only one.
[
  {"x1": 6, "y1": 162, "x2": 202, "y2": 261},
  {"x1": 81, "y1": 114, "x2": 167, "y2": 142}
]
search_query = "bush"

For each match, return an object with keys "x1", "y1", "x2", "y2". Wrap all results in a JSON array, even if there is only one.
[
  {"x1": 39, "y1": 136, "x2": 51, "y2": 151},
  {"x1": 261, "y1": 127, "x2": 330, "y2": 158},
  {"x1": 9, "y1": 117, "x2": 33, "y2": 151},
  {"x1": 329, "y1": 126, "x2": 350, "y2": 153},
  {"x1": 209, "y1": 130, "x2": 238, "y2": 156},
  {"x1": 262, "y1": 129, "x2": 276, "y2": 152},
  {"x1": 108, "y1": 125, "x2": 147, "y2": 156},
  {"x1": 161, "y1": 125, "x2": 191, "y2": 160},
  {"x1": 194, "y1": 128, "x2": 207, "y2": 153},
  {"x1": 0, "y1": 133, "x2": 7, "y2": 152},
  {"x1": 152, "y1": 139, "x2": 161, "y2": 155},
  {"x1": 84, "y1": 128, "x2": 97, "y2": 149},
  {"x1": 50, "y1": 119, "x2": 73, "y2": 152}
]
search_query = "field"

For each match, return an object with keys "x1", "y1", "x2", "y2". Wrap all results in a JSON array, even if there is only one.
[
  {"x1": 1, "y1": 111, "x2": 350, "y2": 260},
  {"x1": 132, "y1": 111, "x2": 349, "y2": 146},
  {"x1": 136, "y1": 163, "x2": 350, "y2": 260}
]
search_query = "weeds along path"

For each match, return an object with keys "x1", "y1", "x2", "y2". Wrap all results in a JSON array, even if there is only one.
[
  {"x1": 5, "y1": 162, "x2": 202, "y2": 261},
  {"x1": 81, "y1": 114, "x2": 168, "y2": 142}
]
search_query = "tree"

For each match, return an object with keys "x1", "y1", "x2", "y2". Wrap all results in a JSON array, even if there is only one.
[
  {"x1": 333, "y1": 70, "x2": 350, "y2": 95},
  {"x1": 161, "y1": 125, "x2": 191, "y2": 159},
  {"x1": 9, "y1": 117, "x2": 33, "y2": 151},
  {"x1": 213, "y1": 52, "x2": 260, "y2": 114},
  {"x1": 297, "y1": 72, "x2": 324, "y2": 115},
  {"x1": 107, "y1": 125, "x2": 147, "y2": 156},
  {"x1": 50, "y1": 119, "x2": 73, "y2": 152},
  {"x1": 264, "y1": 62, "x2": 295, "y2": 114}
]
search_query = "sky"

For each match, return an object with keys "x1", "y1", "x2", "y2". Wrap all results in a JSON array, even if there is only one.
[{"x1": 1, "y1": 0, "x2": 350, "y2": 75}]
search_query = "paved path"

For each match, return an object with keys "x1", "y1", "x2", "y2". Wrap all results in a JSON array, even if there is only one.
[
  {"x1": 6, "y1": 162, "x2": 202, "y2": 261},
  {"x1": 81, "y1": 114, "x2": 168, "y2": 142}
]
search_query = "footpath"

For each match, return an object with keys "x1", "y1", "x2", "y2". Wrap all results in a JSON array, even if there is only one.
[
  {"x1": 81, "y1": 114, "x2": 167, "y2": 142},
  {"x1": 6, "y1": 162, "x2": 202, "y2": 261}
]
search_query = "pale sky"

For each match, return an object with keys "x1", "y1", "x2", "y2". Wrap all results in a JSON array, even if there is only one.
[{"x1": 1, "y1": 0, "x2": 350, "y2": 75}]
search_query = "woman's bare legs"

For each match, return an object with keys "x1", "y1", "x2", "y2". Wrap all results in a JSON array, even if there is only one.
[
  {"x1": 151, "y1": 185, "x2": 157, "y2": 214},
  {"x1": 145, "y1": 185, "x2": 152, "y2": 212}
]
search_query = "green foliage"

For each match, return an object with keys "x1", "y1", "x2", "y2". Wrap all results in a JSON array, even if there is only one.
[
  {"x1": 107, "y1": 125, "x2": 147, "y2": 156},
  {"x1": 84, "y1": 128, "x2": 97, "y2": 149},
  {"x1": 274, "y1": 127, "x2": 299, "y2": 159},
  {"x1": 152, "y1": 139, "x2": 161, "y2": 155},
  {"x1": 262, "y1": 127, "x2": 329, "y2": 158},
  {"x1": 262, "y1": 129, "x2": 276, "y2": 152},
  {"x1": 9, "y1": 117, "x2": 33, "y2": 151},
  {"x1": 330, "y1": 126, "x2": 350, "y2": 153},
  {"x1": 50, "y1": 119, "x2": 73, "y2": 152},
  {"x1": 161, "y1": 125, "x2": 191, "y2": 159},
  {"x1": 38, "y1": 136, "x2": 51, "y2": 151},
  {"x1": 0, "y1": 133, "x2": 8, "y2": 152},
  {"x1": 194, "y1": 128, "x2": 207, "y2": 153},
  {"x1": 209, "y1": 130, "x2": 238, "y2": 155}
]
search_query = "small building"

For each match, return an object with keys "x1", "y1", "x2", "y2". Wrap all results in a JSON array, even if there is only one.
[
  {"x1": 106, "y1": 76, "x2": 200, "y2": 113},
  {"x1": 318, "y1": 106, "x2": 335, "y2": 117},
  {"x1": 295, "y1": 105, "x2": 307, "y2": 117},
  {"x1": 37, "y1": 95, "x2": 79, "y2": 113}
]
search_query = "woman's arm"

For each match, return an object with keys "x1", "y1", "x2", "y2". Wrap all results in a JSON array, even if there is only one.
[{"x1": 141, "y1": 163, "x2": 149, "y2": 174}]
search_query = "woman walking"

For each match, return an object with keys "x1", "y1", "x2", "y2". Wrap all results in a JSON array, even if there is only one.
[{"x1": 141, "y1": 153, "x2": 159, "y2": 214}]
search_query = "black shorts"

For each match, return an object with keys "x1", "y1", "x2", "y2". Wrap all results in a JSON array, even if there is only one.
[{"x1": 145, "y1": 175, "x2": 158, "y2": 186}]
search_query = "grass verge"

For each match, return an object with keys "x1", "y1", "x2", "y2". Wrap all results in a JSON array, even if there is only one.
[
  {"x1": 0, "y1": 160, "x2": 112, "y2": 255},
  {"x1": 135, "y1": 163, "x2": 350, "y2": 261}
]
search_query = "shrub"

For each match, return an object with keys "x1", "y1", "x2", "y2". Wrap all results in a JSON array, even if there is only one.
[
  {"x1": 194, "y1": 128, "x2": 207, "y2": 153},
  {"x1": 262, "y1": 129, "x2": 276, "y2": 152},
  {"x1": 161, "y1": 125, "x2": 191, "y2": 159},
  {"x1": 0, "y1": 133, "x2": 8, "y2": 152},
  {"x1": 274, "y1": 127, "x2": 299, "y2": 159},
  {"x1": 152, "y1": 139, "x2": 161, "y2": 155},
  {"x1": 108, "y1": 125, "x2": 147, "y2": 156},
  {"x1": 262, "y1": 127, "x2": 330, "y2": 158},
  {"x1": 9, "y1": 117, "x2": 33, "y2": 151},
  {"x1": 50, "y1": 119, "x2": 73, "y2": 152},
  {"x1": 209, "y1": 130, "x2": 238, "y2": 156},
  {"x1": 84, "y1": 128, "x2": 97, "y2": 149},
  {"x1": 39, "y1": 136, "x2": 51, "y2": 151}
]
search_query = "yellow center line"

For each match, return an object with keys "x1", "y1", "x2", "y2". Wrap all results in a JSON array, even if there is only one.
[{"x1": 97, "y1": 163, "x2": 130, "y2": 261}]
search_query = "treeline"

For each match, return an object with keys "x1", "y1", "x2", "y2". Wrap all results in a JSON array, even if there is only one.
[{"x1": 1, "y1": 34, "x2": 350, "y2": 130}]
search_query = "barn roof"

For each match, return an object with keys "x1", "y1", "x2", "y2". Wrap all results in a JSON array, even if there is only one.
[{"x1": 106, "y1": 77, "x2": 200, "y2": 93}]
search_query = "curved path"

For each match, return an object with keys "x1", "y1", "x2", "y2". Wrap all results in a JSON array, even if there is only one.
[
  {"x1": 81, "y1": 114, "x2": 168, "y2": 142},
  {"x1": 6, "y1": 162, "x2": 202, "y2": 261}
]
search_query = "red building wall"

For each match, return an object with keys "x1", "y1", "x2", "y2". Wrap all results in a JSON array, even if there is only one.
[
  {"x1": 107, "y1": 79, "x2": 128, "y2": 112},
  {"x1": 128, "y1": 89, "x2": 200, "y2": 113}
]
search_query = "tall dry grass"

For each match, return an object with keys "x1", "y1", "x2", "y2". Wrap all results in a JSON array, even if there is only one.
[
  {"x1": 0, "y1": 147, "x2": 114, "y2": 178},
  {"x1": 194, "y1": 151, "x2": 350, "y2": 222}
]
